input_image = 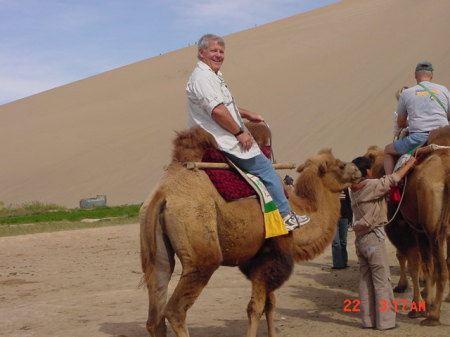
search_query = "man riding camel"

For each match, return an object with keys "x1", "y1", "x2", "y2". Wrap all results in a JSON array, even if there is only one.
[
  {"x1": 383, "y1": 61, "x2": 450, "y2": 174},
  {"x1": 186, "y1": 33, "x2": 310, "y2": 232}
]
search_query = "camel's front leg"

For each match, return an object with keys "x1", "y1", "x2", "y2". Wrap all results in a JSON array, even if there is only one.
[
  {"x1": 407, "y1": 255, "x2": 426, "y2": 318},
  {"x1": 246, "y1": 281, "x2": 268, "y2": 337},
  {"x1": 265, "y1": 291, "x2": 278, "y2": 337},
  {"x1": 393, "y1": 250, "x2": 408, "y2": 293}
]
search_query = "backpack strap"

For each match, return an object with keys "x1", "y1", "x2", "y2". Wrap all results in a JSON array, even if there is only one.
[{"x1": 418, "y1": 83, "x2": 447, "y2": 112}]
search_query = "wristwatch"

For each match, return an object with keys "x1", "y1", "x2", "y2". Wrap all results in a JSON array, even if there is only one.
[{"x1": 233, "y1": 127, "x2": 244, "y2": 137}]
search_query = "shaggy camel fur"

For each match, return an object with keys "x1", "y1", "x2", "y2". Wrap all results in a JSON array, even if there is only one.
[
  {"x1": 364, "y1": 127, "x2": 450, "y2": 325},
  {"x1": 140, "y1": 123, "x2": 361, "y2": 337}
]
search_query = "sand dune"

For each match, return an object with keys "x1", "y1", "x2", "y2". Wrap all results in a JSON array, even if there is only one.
[{"x1": 1, "y1": 0, "x2": 449, "y2": 207}]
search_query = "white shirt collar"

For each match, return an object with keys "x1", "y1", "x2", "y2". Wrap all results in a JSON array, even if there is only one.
[{"x1": 197, "y1": 60, "x2": 222, "y2": 77}]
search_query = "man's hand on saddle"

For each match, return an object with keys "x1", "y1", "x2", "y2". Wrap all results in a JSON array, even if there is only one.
[{"x1": 236, "y1": 132, "x2": 254, "y2": 151}]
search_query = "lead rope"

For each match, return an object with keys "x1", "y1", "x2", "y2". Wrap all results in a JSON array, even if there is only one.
[{"x1": 262, "y1": 120, "x2": 277, "y2": 163}]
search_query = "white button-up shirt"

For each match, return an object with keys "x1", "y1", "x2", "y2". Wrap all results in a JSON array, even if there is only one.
[{"x1": 186, "y1": 61, "x2": 260, "y2": 159}]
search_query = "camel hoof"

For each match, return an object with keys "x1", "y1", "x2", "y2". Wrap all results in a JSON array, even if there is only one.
[
  {"x1": 408, "y1": 310, "x2": 426, "y2": 319},
  {"x1": 393, "y1": 285, "x2": 407, "y2": 293},
  {"x1": 420, "y1": 318, "x2": 440, "y2": 326}
]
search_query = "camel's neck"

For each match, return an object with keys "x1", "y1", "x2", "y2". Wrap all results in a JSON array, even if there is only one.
[{"x1": 288, "y1": 184, "x2": 341, "y2": 262}]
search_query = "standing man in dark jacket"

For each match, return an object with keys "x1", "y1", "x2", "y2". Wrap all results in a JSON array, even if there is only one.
[{"x1": 331, "y1": 188, "x2": 352, "y2": 269}]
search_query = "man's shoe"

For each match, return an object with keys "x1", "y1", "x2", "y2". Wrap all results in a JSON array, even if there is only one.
[{"x1": 283, "y1": 211, "x2": 310, "y2": 232}]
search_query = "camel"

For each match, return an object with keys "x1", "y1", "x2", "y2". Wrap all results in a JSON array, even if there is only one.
[
  {"x1": 363, "y1": 126, "x2": 450, "y2": 325},
  {"x1": 139, "y1": 123, "x2": 361, "y2": 337}
]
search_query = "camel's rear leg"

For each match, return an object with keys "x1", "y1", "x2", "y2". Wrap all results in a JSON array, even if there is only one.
[
  {"x1": 421, "y1": 236, "x2": 448, "y2": 326},
  {"x1": 145, "y1": 225, "x2": 175, "y2": 337},
  {"x1": 394, "y1": 250, "x2": 409, "y2": 293},
  {"x1": 162, "y1": 209, "x2": 223, "y2": 337},
  {"x1": 164, "y1": 262, "x2": 220, "y2": 337}
]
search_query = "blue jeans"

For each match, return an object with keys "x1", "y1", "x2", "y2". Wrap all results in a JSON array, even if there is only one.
[
  {"x1": 332, "y1": 218, "x2": 349, "y2": 268},
  {"x1": 393, "y1": 132, "x2": 428, "y2": 155},
  {"x1": 223, "y1": 152, "x2": 291, "y2": 216}
]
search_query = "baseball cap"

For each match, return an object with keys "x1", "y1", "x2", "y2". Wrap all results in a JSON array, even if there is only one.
[{"x1": 415, "y1": 61, "x2": 433, "y2": 72}]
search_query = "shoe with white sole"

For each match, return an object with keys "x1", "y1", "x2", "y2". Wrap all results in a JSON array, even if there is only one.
[{"x1": 283, "y1": 211, "x2": 310, "y2": 231}]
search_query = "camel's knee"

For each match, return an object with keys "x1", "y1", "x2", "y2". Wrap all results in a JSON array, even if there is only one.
[
  {"x1": 146, "y1": 319, "x2": 167, "y2": 337},
  {"x1": 247, "y1": 299, "x2": 265, "y2": 319},
  {"x1": 164, "y1": 307, "x2": 186, "y2": 327}
]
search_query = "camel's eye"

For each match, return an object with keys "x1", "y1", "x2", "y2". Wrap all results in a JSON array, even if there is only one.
[{"x1": 338, "y1": 163, "x2": 345, "y2": 170}]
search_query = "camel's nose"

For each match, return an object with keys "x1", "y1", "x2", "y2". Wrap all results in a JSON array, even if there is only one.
[{"x1": 350, "y1": 163, "x2": 362, "y2": 180}]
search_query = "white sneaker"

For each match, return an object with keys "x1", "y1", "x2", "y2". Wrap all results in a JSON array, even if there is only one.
[{"x1": 283, "y1": 211, "x2": 310, "y2": 231}]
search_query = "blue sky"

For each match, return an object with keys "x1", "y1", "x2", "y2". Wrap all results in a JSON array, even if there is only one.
[{"x1": 0, "y1": 0, "x2": 339, "y2": 105}]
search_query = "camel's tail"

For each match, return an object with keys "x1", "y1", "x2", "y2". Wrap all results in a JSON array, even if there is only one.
[{"x1": 139, "y1": 187, "x2": 166, "y2": 287}]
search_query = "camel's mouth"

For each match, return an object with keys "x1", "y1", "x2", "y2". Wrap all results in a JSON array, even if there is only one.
[{"x1": 351, "y1": 166, "x2": 362, "y2": 182}]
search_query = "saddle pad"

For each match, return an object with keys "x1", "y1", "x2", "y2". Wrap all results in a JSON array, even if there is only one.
[{"x1": 201, "y1": 147, "x2": 271, "y2": 201}]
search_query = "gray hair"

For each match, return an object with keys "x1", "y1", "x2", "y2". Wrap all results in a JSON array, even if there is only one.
[
  {"x1": 197, "y1": 34, "x2": 225, "y2": 59},
  {"x1": 415, "y1": 70, "x2": 433, "y2": 78}
]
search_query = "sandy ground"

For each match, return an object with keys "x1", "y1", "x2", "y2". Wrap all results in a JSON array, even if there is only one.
[{"x1": 1, "y1": 224, "x2": 449, "y2": 337}]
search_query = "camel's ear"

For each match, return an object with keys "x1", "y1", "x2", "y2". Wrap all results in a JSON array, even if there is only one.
[
  {"x1": 318, "y1": 161, "x2": 328, "y2": 175},
  {"x1": 296, "y1": 163, "x2": 305, "y2": 173},
  {"x1": 365, "y1": 145, "x2": 382, "y2": 164},
  {"x1": 366, "y1": 152, "x2": 376, "y2": 164}
]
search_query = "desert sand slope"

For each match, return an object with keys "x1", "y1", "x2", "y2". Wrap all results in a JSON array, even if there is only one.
[{"x1": 0, "y1": 0, "x2": 449, "y2": 207}]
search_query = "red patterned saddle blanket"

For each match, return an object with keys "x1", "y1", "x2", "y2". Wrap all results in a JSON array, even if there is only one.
[{"x1": 201, "y1": 147, "x2": 272, "y2": 201}]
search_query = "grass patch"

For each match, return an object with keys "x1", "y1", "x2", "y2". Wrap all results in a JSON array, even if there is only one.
[{"x1": 0, "y1": 202, "x2": 141, "y2": 237}]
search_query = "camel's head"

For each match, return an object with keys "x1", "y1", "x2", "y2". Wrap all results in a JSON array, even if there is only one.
[
  {"x1": 363, "y1": 145, "x2": 384, "y2": 178},
  {"x1": 295, "y1": 149, "x2": 361, "y2": 198}
]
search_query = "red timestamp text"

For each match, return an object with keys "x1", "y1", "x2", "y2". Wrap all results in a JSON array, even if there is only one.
[
  {"x1": 378, "y1": 299, "x2": 426, "y2": 312},
  {"x1": 343, "y1": 299, "x2": 426, "y2": 312}
]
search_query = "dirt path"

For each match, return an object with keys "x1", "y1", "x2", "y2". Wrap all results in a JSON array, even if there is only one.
[{"x1": 0, "y1": 224, "x2": 449, "y2": 337}]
